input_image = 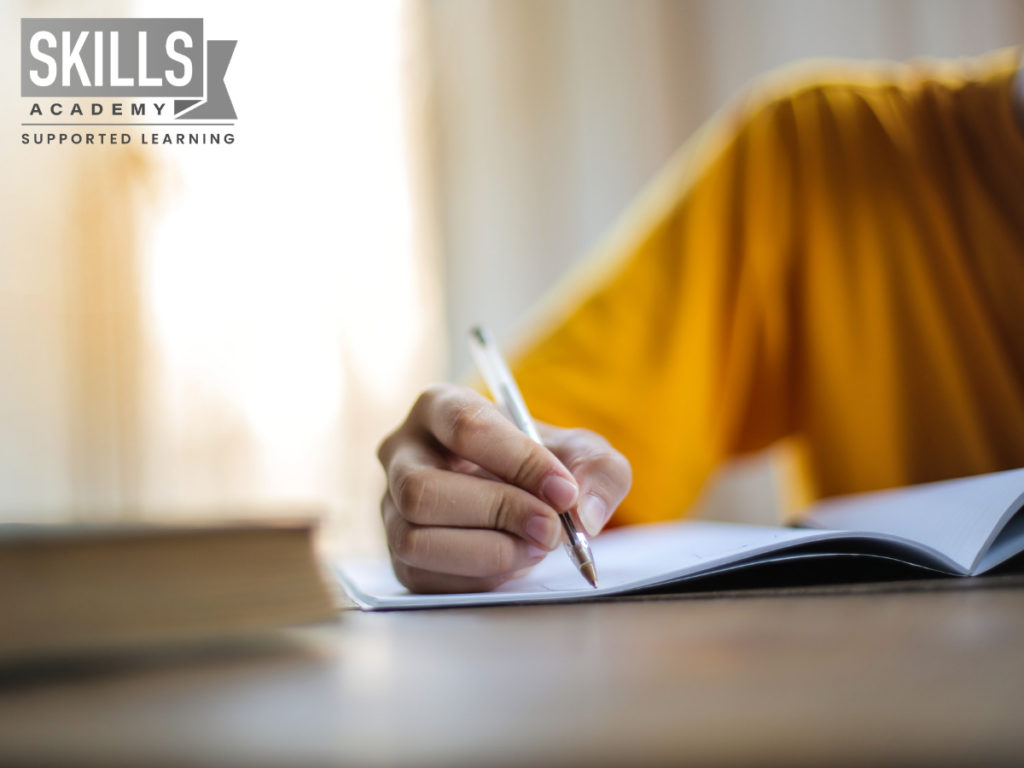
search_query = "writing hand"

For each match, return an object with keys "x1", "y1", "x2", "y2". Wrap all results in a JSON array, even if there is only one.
[{"x1": 377, "y1": 384, "x2": 631, "y2": 593}]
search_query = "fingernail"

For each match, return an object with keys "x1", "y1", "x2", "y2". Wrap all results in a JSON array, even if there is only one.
[
  {"x1": 527, "y1": 545, "x2": 549, "y2": 560},
  {"x1": 541, "y1": 475, "x2": 578, "y2": 509},
  {"x1": 525, "y1": 515, "x2": 562, "y2": 550},
  {"x1": 579, "y1": 494, "x2": 607, "y2": 536}
]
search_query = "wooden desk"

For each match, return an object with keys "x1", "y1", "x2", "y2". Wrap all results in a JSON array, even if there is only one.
[{"x1": 2, "y1": 577, "x2": 1024, "y2": 767}]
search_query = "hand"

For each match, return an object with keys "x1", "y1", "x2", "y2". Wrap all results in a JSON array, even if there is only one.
[{"x1": 377, "y1": 384, "x2": 632, "y2": 593}]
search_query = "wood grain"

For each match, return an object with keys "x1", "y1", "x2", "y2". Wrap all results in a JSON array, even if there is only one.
[{"x1": 1, "y1": 576, "x2": 1023, "y2": 767}]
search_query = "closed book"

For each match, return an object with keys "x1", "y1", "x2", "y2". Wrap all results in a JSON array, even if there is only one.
[{"x1": 0, "y1": 518, "x2": 339, "y2": 661}]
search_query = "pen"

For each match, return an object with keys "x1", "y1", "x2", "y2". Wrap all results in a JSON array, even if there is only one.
[{"x1": 468, "y1": 325, "x2": 599, "y2": 588}]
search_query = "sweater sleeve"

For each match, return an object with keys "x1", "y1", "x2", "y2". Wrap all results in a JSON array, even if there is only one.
[{"x1": 509, "y1": 94, "x2": 801, "y2": 526}]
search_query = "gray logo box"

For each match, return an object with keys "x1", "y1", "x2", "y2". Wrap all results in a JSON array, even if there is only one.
[{"x1": 21, "y1": 18, "x2": 204, "y2": 97}]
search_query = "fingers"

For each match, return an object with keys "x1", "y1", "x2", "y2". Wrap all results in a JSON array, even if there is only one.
[
  {"x1": 412, "y1": 386, "x2": 580, "y2": 511},
  {"x1": 385, "y1": 440, "x2": 563, "y2": 549},
  {"x1": 376, "y1": 384, "x2": 631, "y2": 595},
  {"x1": 540, "y1": 426, "x2": 632, "y2": 536},
  {"x1": 382, "y1": 494, "x2": 547, "y2": 583},
  {"x1": 389, "y1": 560, "x2": 519, "y2": 594}
]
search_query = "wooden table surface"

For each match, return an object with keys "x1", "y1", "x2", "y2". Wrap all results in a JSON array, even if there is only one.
[{"x1": 2, "y1": 576, "x2": 1024, "y2": 767}]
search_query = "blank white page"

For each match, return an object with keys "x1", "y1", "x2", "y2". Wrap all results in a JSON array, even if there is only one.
[
  {"x1": 804, "y1": 467, "x2": 1024, "y2": 573},
  {"x1": 336, "y1": 521, "x2": 833, "y2": 610}
]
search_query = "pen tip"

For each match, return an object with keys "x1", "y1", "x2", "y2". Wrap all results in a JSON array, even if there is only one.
[{"x1": 581, "y1": 562, "x2": 599, "y2": 589}]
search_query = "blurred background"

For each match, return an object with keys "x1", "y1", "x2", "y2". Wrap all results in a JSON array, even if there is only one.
[{"x1": 2, "y1": 0, "x2": 1023, "y2": 552}]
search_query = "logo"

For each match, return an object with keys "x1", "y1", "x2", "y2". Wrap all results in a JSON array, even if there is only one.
[{"x1": 20, "y1": 18, "x2": 236, "y2": 146}]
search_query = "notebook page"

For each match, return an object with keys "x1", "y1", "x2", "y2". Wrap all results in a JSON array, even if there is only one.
[
  {"x1": 803, "y1": 467, "x2": 1024, "y2": 572},
  {"x1": 337, "y1": 521, "x2": 832, "y2": 609},
  {"x1": 973, "y1": 508, "x2": 1024, "y2": 573}
]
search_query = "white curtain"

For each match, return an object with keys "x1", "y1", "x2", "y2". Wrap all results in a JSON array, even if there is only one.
[{"x1": 1, "y1": 1, "x2": 442, "y2": 555}]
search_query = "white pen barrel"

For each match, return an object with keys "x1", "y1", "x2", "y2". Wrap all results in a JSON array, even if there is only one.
[
  {"x1": 468, "y1": 324, "x2": 599, "y2": 588},
  {"x1": 468, "y1": 326, "x2": 543, "y2": 443}
]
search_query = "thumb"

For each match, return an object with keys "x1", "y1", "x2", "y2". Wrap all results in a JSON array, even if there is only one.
[
  {"x1": 577, "y1": 492, "x2": 613, "y2": 537},
  {"x1": 539, "y1": 425, "x2": 632, "y2": 536}
]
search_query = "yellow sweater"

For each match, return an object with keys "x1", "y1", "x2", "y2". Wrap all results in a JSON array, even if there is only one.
[{"x1": 510, "y1": 49, "x2": 1024, "y2": 525}]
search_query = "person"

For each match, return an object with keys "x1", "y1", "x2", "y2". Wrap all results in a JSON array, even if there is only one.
[{"x1": 377, "y1": 47, "x2": 1024, "y2": 594}]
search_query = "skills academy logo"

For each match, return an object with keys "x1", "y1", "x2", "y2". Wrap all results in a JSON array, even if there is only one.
[{"x1": 20, "y1": 18, "x2": 236, "y2": 147}]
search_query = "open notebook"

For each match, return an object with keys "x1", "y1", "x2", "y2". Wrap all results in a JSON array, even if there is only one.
[{"x1": 336, "y1": 467, "x2": 1024, "y2": 610}]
